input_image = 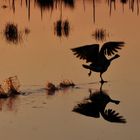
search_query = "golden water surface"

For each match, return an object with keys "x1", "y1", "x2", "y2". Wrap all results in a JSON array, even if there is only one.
[{"x1": 0, "y1": 0, "x2": 140, "y2": 140}]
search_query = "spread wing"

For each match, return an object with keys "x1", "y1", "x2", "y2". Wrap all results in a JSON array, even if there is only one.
[
  {"x1": 104, "y1": 109, "x2": 126, "y2": 123},
  {"x1": 100, "y1": 41, "x2": 125, "y2": 56},
  {"x1": 71, "y1": 44, "x2": 99, "y2": 63},
  {"x1": 72, "y1": 102, "x2": 100, "y2": 118}
]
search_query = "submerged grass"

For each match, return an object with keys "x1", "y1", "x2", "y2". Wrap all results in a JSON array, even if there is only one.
[{"x1": 46, "y1": 80, "x2": 75, "y2": 94}]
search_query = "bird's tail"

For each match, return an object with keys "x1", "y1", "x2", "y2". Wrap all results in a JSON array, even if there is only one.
[
  {"x1": 110, "y1": 99, "x2": 120, "y2": 105},
  {"x1": 82, "y1": 64, "x2": 91, "y2": 69}
]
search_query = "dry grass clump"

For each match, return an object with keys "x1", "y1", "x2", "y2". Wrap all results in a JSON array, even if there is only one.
[
  {"x1": 0, "y1": 76, "x2": 20, "y2": 98},
  {"x1": 46, "y1": 80, "x2": 75, "y2": 93},
  {"x1": 46, "y1": 82, "x2": 58, "y2": 91},
  {"x1": 59, "y1": 80, "x2": 75, "y2": 88}
]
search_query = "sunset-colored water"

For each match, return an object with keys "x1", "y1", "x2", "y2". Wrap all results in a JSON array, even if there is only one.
[{"x1": 0, "y1": 0, "x2": 140, "y2": 140}]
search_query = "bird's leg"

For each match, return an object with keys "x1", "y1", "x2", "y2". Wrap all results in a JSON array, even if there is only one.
[
  {"x1": 100, "y1": 73, "x2": 107, "y2": 83},
  {"x1": 88, "y1": 70, "x2": 92, "y2": 76}
]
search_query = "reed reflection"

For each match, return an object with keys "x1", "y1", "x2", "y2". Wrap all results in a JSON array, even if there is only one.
[
  {"x1": 92, "y1": 28, "x2": 109, "y2": 42},
  {"x1": 53, "y1": 0, "x2": 71, "y2": 38},
  {"x1": 71, "y1": 41, "x2": 125, "y2": 83},
  {"x1": 35, "y1": 0, "x2": 75, "y2": 10},
  {"x1": 3, "y1": 23, "x2": 30, "y2": 44},
  {"x1": 108, "y1": 0, "x2": 140, "y2": 15},
  {"x1": 2, "y1": 0, "x2": 74, "y2": 21},
  {"x1": 73, "y1": 83, "x2": 126, "y2": 123},
  {"x1": 35, "y1": 0, "x2": 54, "y2": 10},
  {"x1": 3, "y1": 23, "x2": 22, "y2": 44},
  {"x1": 1, "y1": 0, "x2": 139, "y2": 26},
  {"x1": 3, "y1": 0, "x2": 139, "y2": 22},
  {"x1": 54, "y1": 19, "x2": 70, "y2": 38}
]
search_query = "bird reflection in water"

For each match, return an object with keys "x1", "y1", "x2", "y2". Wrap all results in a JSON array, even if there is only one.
[
  {"x1": 73, "y1": 83, "x2": 126, "y2": 123},
  {"x1": 71, "y1": 41, "x2": 125, "y2": 83}
]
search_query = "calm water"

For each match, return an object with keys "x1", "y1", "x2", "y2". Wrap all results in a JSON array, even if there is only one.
[{"x1": 0, "y1": 0, "x2": 140, "y2": 140}]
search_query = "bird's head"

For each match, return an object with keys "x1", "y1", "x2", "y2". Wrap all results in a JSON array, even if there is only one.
[
  {"x1": 114, "y1": 54, "x2": 120, "y2": 58},
  {"x1": 109, "y1": 54, "x2": 120, "y2": 62}
]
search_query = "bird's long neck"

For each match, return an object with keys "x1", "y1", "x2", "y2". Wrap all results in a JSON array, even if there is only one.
[{"x1": 109, "y1": 55, "x2": 119, "y2": 62}]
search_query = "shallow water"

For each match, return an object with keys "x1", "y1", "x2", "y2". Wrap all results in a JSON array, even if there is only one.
[{"x1": 0, "y1": 0, "x2": 140, "y2": 140}]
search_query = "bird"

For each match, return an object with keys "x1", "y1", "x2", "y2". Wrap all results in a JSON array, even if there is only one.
[{"x1": 71, "y1": 41, "x2": 125, "y2": 83}]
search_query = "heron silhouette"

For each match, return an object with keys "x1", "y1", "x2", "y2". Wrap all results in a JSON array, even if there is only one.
[
  {"x1": 73, "y1": 83, "x2": 126, "y2": 123},
  {"x1": 71, "y1": 41, "x2": 125, "y2": 83}
]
